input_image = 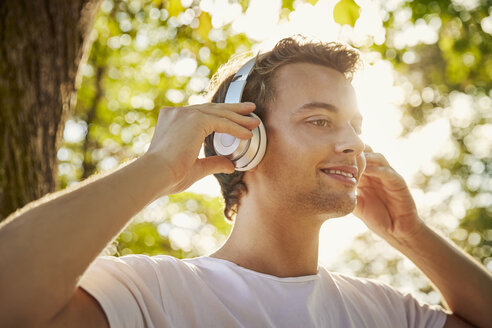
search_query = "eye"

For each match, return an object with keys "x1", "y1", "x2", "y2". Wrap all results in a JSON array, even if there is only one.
[{"x1": 310, "y1": 119, "x2": 331, "y2": 127}]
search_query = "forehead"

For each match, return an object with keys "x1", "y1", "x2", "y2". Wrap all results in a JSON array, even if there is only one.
[{"x1": 269, "y1": 62, "x2": 359, "y2": 117}]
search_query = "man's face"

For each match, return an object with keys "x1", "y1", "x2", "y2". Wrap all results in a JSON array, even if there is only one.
[{"x1": 250, "y1": 62, "x2": 366, "y2": 219}]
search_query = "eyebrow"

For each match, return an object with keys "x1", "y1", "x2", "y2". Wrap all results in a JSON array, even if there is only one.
[
  {"x1": 294, "y1": 102, "x2": 363, "y2": 122},
  {"x1": 295, "y1": 102, "x2": 338, "y2": 114}
]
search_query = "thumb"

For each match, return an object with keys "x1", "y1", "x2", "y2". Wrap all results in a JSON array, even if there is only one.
[
  {"x1": 195, "y1": 156, "x2": 235, "y2": 179},
  {"x1": 352, "y1": 193, "x2": 364, "y2": 219}
]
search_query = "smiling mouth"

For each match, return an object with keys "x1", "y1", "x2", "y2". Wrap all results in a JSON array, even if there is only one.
[
  {"x1": 321, "y1": 169, "x2": 357, "y2": 185},
  {"x1": 322, "y1": 169, "x2": 355, "y2": 178}
]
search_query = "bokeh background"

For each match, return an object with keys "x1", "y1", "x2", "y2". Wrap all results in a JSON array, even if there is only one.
[{"x1": 31, "y1": 0, "x2": 492, "y2": 307}]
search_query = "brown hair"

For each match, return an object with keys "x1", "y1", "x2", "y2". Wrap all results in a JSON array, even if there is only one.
[{"x1": 204, "y1": 36, "x2": 361, "y2": 221}]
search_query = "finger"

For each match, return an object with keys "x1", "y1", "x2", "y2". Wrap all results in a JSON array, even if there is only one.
[
  {"x1": 362, "y1": 165, "x2": 393, "y2": 177},
  {"x1": 364, "y1": 144, "x2": 374, "y2": 152},
  {"x1": 195, "y1": 156, "x2": 235, "y2": 179},
  {"x1": 191, "y1": 102, "x2": 256, "y2": 115},
  {"x1": 198, "y1": 105, "x2": 260, "y2": 130},
  {"x1": 204, "y1": 114, "x2": 255, "y2": 140},
  {"x1": 364, "y1": 152, "x2": 390, "y2": 167},
  {"x1": 361, "y1": 165, "x2": 407, "y2": 190}
]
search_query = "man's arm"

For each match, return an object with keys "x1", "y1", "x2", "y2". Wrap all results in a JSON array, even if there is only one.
[
  {"x1": 0, "y1": 103, "x2": 259, "y2": 327},
  {"x1": 0, "y1": 154, "x2": 168, "y2": 327},
  {"x1": 393, "y1": 224, "x2": 492, "y2": 328},
  {"x1": 354, "y1": 146, "x2": 492, "y2": 328}
]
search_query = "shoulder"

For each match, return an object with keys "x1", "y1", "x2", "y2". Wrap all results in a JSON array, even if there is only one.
[
  {"x1": 326, "y1": 270, "x2": 419, "y2": 306},
  {"x1": 79, "y1": 255, "x2": 200, "y2": 316},
  {"x1": 86, "y1": 254, "x2": 197, "y2": 279},
  {"x1": 326, "y1": 270, "x2": 396, "y2": 295},
  {"x1": 324, "y1": 270, "x2": 447, "y2": 327},
  {"x1": 78, "y1": 255, "x2": 200, "y2": 328}
]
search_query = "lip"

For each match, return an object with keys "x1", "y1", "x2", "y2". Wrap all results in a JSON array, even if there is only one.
[
  {"x1": 321, "y1": 170, "x2": 357, "y2": 186},
  {"x1": 320, "y1": 169, "x2": 357, "y2": 187},
  {"x1": 320, "y1": 165, "x2": 358, "y2": 180}
]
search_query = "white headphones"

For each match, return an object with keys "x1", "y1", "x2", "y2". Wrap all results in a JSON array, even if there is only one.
[{"x1": 212, "y1": 58, "x2": 267, "y2": 171}]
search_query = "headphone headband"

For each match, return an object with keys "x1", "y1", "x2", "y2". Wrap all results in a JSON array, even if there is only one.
[
  {"x1": 212, "y1": 57, "x2": 267, "y2": 172},
  {"x1": 224, "y1": 58, "x2": 256, "y2": 103}
]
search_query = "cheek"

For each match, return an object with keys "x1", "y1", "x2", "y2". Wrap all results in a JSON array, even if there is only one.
[
  {"x1": 259, "y1": 129, "x2": 289, "y2": 170},
  {"x1": 261, "y1": 129, "x2": 307, "y2": 172},
  {"x1": 264, "y1": 124, "x2": 294, "y2": 155}
]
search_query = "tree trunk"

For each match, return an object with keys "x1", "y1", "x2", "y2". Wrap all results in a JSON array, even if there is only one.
[{"x1": 0, "y1": 0, "x2": 102, "y2": 220}]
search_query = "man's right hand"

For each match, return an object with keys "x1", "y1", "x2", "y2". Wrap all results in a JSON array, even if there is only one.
[{"x1": 144, "y1": 102, "x2": 259, "y2": 196}]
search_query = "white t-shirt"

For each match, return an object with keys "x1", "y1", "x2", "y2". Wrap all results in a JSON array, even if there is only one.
[{"x1": 79, "y1": 255, "x2": 448, "y2": 328}]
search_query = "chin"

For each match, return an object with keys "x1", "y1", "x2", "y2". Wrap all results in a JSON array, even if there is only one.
[
  {"x1": 308, "y1": 191, "x2": 357, "y2": 218},
  {"x1": 334, "y1": 200, "x2": 356, "y2": 217},
  {"x1": 341, "y1": 192, "x2": 357, "y2": 210},
  {"x1": 323, "y1": 198, "x2": 356, "y2": 218}
]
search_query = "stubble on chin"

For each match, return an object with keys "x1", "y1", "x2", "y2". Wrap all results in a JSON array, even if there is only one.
[
  {"x1": 309, "y1": 191, "x2": 357, "y2": 218},
  {"x1": 279, "y1": 182, "x2": 357, "y2": 219}
]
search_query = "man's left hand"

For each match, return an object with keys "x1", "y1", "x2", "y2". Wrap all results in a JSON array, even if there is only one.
[{"x1": 353, "y1": 145, "x2": 425, "y2": 244}]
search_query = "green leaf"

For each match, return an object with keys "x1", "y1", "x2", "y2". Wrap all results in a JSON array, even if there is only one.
[
  {"x1": 281, "y1": 0, "x2": 295, "y2": 11},
  {"x1": 198, "y1": 12, "x2": 212, "y2": 41},
  {"x1": 333, "y1": 0, "x2": 360, "y2": 27},
  {"x1": 167, "y1": 0, "x2": 183, "y2": 17}
]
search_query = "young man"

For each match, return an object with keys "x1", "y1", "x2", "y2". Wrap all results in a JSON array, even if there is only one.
[{"x1": 0, "y1": 37, "x2": 491, "y2": 328}]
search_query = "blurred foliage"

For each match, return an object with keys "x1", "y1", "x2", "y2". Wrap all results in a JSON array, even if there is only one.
[
  {"x1": 333, "y1": 0, "x2": 492, "y2": 306},
  {"x1": 105, "y1": 192, "x2": 232, "y2": 258},
  {"x1": 371, "y1": 0, "x2": 492, "y2": 132}
]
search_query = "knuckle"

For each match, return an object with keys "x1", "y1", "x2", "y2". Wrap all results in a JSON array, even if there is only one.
[
  {"x1": 175, "y1": 106, "x2": 195, "y2": 119},
  {"x1": 159, "y1": 106, "x2": 175, "y2": 117},
  {"x1": 188, "y1": 108, "x2": 201, "y2": 120},
  {"x1": 374, "y1": 153, "x2": 384, "y2": 159},
  {"x1": 160, "y1": 106, "x2": 174, "y2": 113}
]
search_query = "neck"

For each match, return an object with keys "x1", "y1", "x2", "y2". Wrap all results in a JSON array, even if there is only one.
[{"x1": 210, "y1": 192, "x2": 324, "y2": 278}]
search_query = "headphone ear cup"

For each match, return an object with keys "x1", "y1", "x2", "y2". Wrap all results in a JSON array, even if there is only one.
[
  {"x1": 211, "y1": 57, "x2": 267, "y2": 171},
  {"x1": 213, "y1": 112, "x2": 267, "y2": 171}
]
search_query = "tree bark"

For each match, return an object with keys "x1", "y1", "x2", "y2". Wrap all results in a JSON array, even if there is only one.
[{"x1": 0, "y1": 0, "x2": 102, "y2": 220}]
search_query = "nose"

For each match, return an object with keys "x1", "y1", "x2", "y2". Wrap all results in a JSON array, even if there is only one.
[{"x1": 334, "y1": 126, "x2": 365, "y2": 155}]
